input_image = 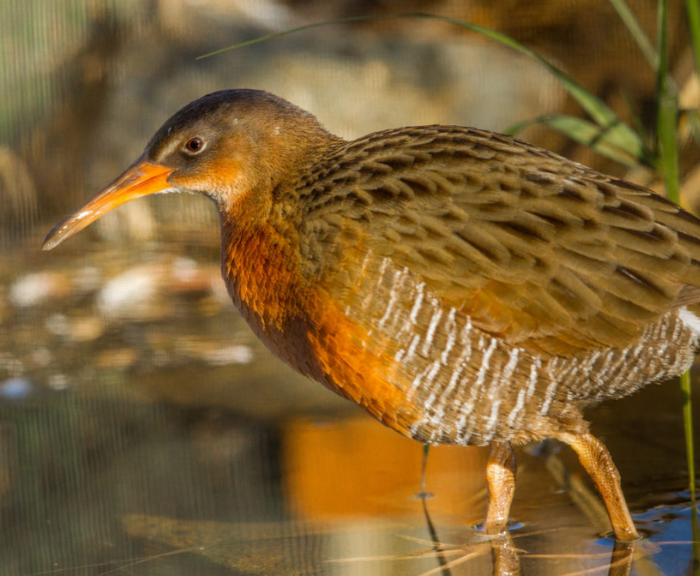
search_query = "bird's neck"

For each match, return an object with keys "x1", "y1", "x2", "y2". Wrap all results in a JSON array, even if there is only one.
[
  {"x1": 220, "y1": 209, "x2": 304, "y2": 335},
  {"x1": 216, "y1": 134, "x2": 344, "y2": 331}
]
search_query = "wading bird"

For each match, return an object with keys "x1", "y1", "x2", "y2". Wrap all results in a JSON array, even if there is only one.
[{"x1": 44, "y1": 89, "x2": 700, "y2": 541}]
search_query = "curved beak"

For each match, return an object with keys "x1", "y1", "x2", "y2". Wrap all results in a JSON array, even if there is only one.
[{"x1": 42, "y1": 159, "x2": 175, "y2": 251}]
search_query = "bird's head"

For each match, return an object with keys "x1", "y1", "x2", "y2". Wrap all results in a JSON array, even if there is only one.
[{"x1": 43, "y1": 89, "x2": 335, "y2": 250}]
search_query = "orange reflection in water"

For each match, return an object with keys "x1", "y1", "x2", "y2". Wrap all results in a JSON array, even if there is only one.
[{"x1": 283, "y1": 414, "x2": 489, "y2": 523}]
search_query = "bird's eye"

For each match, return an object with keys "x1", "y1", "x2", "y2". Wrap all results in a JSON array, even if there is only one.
[{"x1": 184, "y1": 137, "x2": 204, "y2": 154}]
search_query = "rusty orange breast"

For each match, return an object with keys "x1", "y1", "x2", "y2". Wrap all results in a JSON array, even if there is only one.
[
  {"x1": 303, "y1": 288, "x2": 424, "y2": 436},
  {"x1": 222, "y1": 221, "x2": 302, "y2": 329},
  {"x1": 221, "y1": 221, "x2": 421, "y2": 436}
]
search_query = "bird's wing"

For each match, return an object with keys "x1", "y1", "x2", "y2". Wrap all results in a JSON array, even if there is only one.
[{"x1": 298, "y1": 126, "x2": 700, "y2": 355}]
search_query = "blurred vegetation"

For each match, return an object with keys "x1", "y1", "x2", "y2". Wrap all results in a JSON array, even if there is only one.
[
  {"x1": 2, "y1": 2, "x2": 700, "y2": 573},
  {"x1": 2, "y1": 0, "x2": 697, "y2": 243}
]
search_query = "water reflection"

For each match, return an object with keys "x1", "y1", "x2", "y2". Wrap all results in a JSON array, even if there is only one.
[
  {"x1": 1, "y1": 385, "x2": 698, "y2": 574},
  {"x1": 0, "y1": 244, "x2": 699, "y2": 575},
  {"x1": 283, "y1": 417, "x2": 488, "y2": 522}
]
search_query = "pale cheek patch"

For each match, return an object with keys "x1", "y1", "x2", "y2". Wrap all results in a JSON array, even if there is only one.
[{"x1": 678, "y1": 306, "x2": 700, "y2": 338}]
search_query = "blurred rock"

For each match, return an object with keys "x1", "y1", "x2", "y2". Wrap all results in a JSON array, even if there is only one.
[
  {"x1": 200, "y1": 345, "x2": 254, "y2": 366},
  {"x1": 97, "y1": 266, "x2": 161, "y2": 319},
  {"x1": 47, "y1": 373, "x2": 69, "y2": 391},
  {"x1": 10, "y1": 272, "x2": 70, "y2": 308},
  {"x1": 32, "y1": 347, "x2": 52, "y2": 367},
  {"x1": 67, "y1": 317, "x2": 105, "y2": 342},
  {"x1": 170, "y1": 256, "x2": 218, "y2": 294}
]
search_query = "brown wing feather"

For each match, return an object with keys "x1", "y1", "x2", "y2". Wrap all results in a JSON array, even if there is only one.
[{"x1": 297, "y1": 125, "x2": 700, "y2": 355}]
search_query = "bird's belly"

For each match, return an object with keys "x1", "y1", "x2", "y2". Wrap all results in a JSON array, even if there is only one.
[
  {"x1": 303, "y1": 285, "x2": 558, "y2": 445},
  {"x1": 309, "y1": 302, "x2": 699, "y2": 447},
  {"x1": 308, "y1": 259, "x2": 700, "y2": 446}
]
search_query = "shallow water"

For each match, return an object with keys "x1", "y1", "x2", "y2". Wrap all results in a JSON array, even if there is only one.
[{"x1": 1, "y1": 240, "x2": 699, "y2": 576}]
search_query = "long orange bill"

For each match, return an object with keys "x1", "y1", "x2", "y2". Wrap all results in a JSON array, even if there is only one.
[{"x1": 42, "y1": 159, "x2": 175, "y2": 251}]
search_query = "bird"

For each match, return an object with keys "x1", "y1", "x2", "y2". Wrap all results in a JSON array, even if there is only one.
[{"x1": 43, "y1": 89, "x2": 700, "y2": 541}]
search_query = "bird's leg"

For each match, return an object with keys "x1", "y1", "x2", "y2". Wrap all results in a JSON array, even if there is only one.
[
  {"x1": 418, "y1": 443, "x2": 432, "y2": 499},
  {"x1": 485, "y1": 441, "x2": 517, "y2": 533},
  {"x1": 557, "y1": 432, "x2": 639, "y2": 542},
  {"x1": 489, "y1": 530, "x2": 521, "y2": 576}
]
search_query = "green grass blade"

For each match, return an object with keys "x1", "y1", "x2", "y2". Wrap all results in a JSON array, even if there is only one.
[
  {"x1": 692, "y1": 505, "x2": 700, "y2": 576},
  {"x1": 656, "y1": 91, "x2": 679, "y2": 189},
  {"x1": 608, "y1": 0, "x2": 658, "y2": 68},
  {"x1": 198, "y1": 12, "x2": 643, "y2": 159},
  {"x1": 656, "y1": 0, "x2": 679, "y2": 198},
  {"x1": 682, "y1": 371, "x2": 696, "y2": 501},
  {"x1": 687, "y1": 0, "x2": 700, "y2": 78},
  {"x1": 655, "y1": 0, "x2": 695, "y2": 502},
  {"x1": 507, "y1": 114, "x2": 640, "y2": 166}
]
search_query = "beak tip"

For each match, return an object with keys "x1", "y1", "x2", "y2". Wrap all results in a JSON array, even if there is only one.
[
  {"x1": 41, "y1": 161, "x2": 173, "y2": 253},
  {"x1": 42, "y1": 225, "x2": 64, "y2": 251}
]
